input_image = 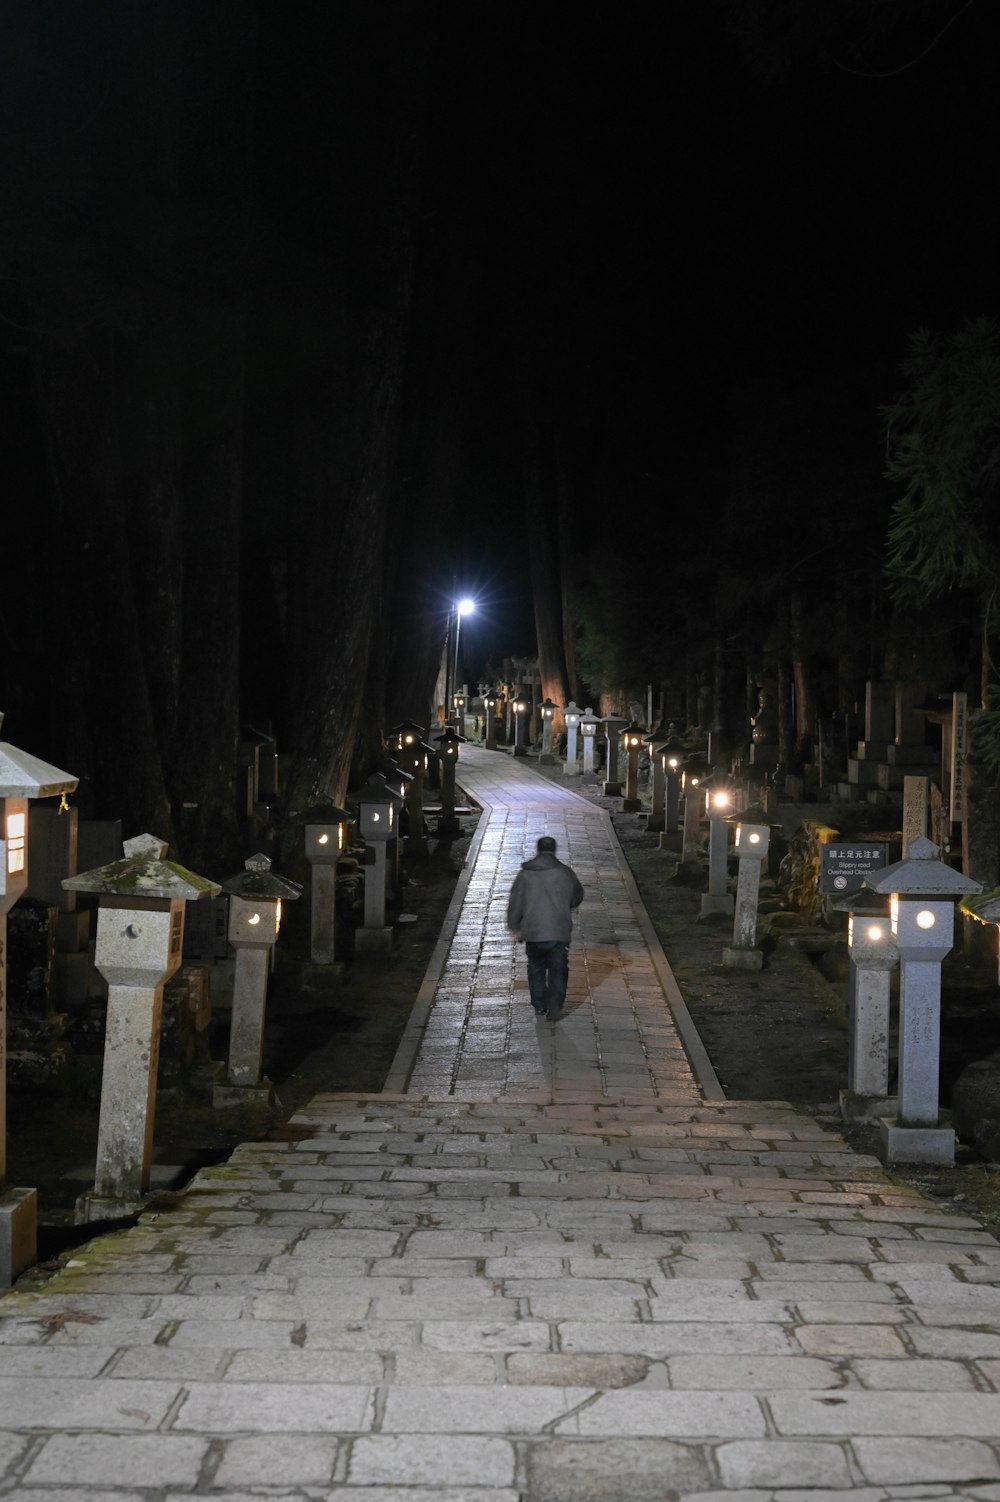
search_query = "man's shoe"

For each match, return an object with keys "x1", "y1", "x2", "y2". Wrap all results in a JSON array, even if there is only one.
[
  {"x1": 548, "y1": 1007, "x2": 565, "y2": 1022},
  {"x1": 531, "y1": 1003, "x2": 547, "y2": 1015}
]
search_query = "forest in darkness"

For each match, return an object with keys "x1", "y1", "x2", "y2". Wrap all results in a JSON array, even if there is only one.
[{"x1": 1, "y1": 0, "x2": 998, "y2": 875}]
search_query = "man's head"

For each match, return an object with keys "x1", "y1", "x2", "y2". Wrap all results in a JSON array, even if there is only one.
[{"x1": 537, "y1": 836, "x2": 557, "y2": 854}]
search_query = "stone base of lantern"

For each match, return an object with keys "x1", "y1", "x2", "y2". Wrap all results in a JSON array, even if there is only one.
[
  {"x1": 840, "y1": 1089, "x2": 898, "y2": 1124},
  {"x1": 700, "y1": 893, "x2": 734, "y2": 919},
  {"x1": 621, "y1": 797, "x2": 642, "y2": 813},
  {"x1": 213, "y1": 1077, "x2": 275, "y2": 1109},
  {"x1": 512, "y1": 746, "x2": 528, "y2": 758},
  {"x1": 878, "y1": 1118, "x2": 955, "y2": 1166},
  {"x1": 722, "y1": 944, "x2": 763, "y2": 971},
  {"x1": 75, "y1": 1187, "x2": 145, "y2": 1225},
  {"x1": 355, "y1": 925, "x2": 394, "y2": 954},
  {"x1": 602, "y1": 779, "x2": 622, "y2": 796},
  {"x1": 539, "y1": 752, "x2": 557, "y2": 766},
  {"x1": 0, "y1": 1188, "x2": 37, "y2": 1288}
]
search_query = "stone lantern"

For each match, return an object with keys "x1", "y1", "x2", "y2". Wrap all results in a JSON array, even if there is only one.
[
  {"x1": 829, "y1": 892, "x2": 899, "y2": 1123},
  {"x1": 1, "y1": 719, "x2": 78, "y2": 1283},
  {"x1": 64, "y1": 834, "x2": 219, "y2": 1221},
  {"x1": 355, "y1": 777, "x2": 398, "y2": 950},
  {"x1": 218, "y1": 855, "x2": 301, "y2": 1101},
  {"x1": 433, "y1": 726, "x2": 463, "y2": 837},
  {"x1": 452, "y1": 687, "x2": 467, "y2": 732},
  {"x1": 561, "y1": 701, "x2": 582, "y2": 775},
  {"x1": 601, "y1": 713, "x2": 628, "y2": 795},
  {"x1": 512, "y1": 690, "x2": 530, "y2": 758},
  {"x1": 662, "y1": 739, "x2": 684, "y2": 840},
  {"x1": 580, "y1": 708, "x2": 599, "y2": 776},
  {"x1": 539, "y1": 698, "x2": 559, "y2": 765},
  {"x1": 722, "y1": 820, "x2": 770, "y2": 969},
  {"x1": 483, "y1": 690, "x2": 500, "y2": 750},
  {"x1": 700, "y1": 786, "x2": 735, "y2": 918},
  {"x1": 394, "y1": 729, "x2": 434, "y2": 858},
  {"x1": 867, "y1": 835, "x2": 981, "y2": 1164},
  {"x1": 643, "y1": 727, "x2": 672, "y2": 832},
  {"x1": 302, "y1": 800, "x2": 352, "y2": 965},
  {"x1": 621, "y1": 722, "x2": 644, "y2": 813}
]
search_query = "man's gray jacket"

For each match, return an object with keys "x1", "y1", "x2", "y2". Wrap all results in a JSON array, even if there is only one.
[{"x1": 506, "y1": 852, "x2": 584, "y2": 943}]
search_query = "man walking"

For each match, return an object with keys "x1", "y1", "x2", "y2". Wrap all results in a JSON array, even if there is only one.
[{"x1": 506, "y1": 834, "x2": 584, "y2": 1021}]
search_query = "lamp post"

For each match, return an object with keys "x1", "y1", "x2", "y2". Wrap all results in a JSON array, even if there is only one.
[
  {"x1": 64, "y1": 834, "x2": 220, "y2": 1219},
  {"x1": 867, "y1": 835, "x2": 981, "y2": 1164},
  {"x1": 539, "y1": 698, "x2": 559, "y2": 764},
  {"x1": 663, "y1": 741, "x2": 683, "y2": 839},
  {"x1": 621, "y1": 722, "x2": 644, "y2": 812},
  {"x1": 580, "y1": 708, "x2": 599, "y2": 776},
  {"x1": 722, "y1": 820, "x2": 770, "y2": 969},
  {"x1": 601, "y1": 712, "x2": 628, "y2": 795},
  {"x1": 563, "y1": 701, "x2": 582, "y2": 775},
  {"x1": 512, "y1": 690, "x2": 529, "y2": 758},
  {"x1": 445, "y1": 597, "x2": 475, "y2": 727},
  {"x1": 1, "y1": 721, "x2": 78, "y2": 1283}
]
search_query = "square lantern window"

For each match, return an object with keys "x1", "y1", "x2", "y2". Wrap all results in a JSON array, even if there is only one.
[
  {"x1": 5, "y1": 810, "x2": 25, "y2": 875},
  {"x1": 306, "y1": 822, "x2": 345, "y2": 864},
  {"x1": 94, "y1": 895, "x2": 186, "y2": 987},
  {"x1": 228, "y1": 893, "x2": 281, "y2": 947},
  {"x1": 890, "y1": 895, "x2": 954, "y2": 962},
  {"x1": 734, "y1": 822, "x2": 770, "y2": 860},
  {"x1": 358, "y1": 787, "x2": 396, "y2": 842},
  {"x1": 848, "y1": 912, "x2": 898, "y2": 967}
]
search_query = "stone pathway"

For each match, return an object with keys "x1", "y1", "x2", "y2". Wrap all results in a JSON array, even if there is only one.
[{"x1": 3, "y1": 748, "x2": 1000, "y2": 1500}]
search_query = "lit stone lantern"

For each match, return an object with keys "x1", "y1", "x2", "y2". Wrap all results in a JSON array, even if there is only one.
[
  {"x1": 512, "y1": 690, "x2": 530, "y2": 758},
  {"x1": 600, "y1": 712, "x2": 628, "y2": 795},
  {"x1": 539, "y1": 698, "x2": 559, "y2": 765},
  {"x1": 1, "y1": 720, "x2": 78, "y2": 1284},
  {"x1": 621, "y1": 722, "x2": 644, "y2": 813},
  {"x1": 302, "y1": 800, "x2": 352, "y2": 965},
  {"x1": 580, "y1": 708, "x2": 599, "y2": 776},
  {"x1": 452, "y1": 688, "x2": 466, "y2": 731},
  {"x1": 483, "y1": 690, "x2": 500, "y2": 750},
  {"x1": 63, "y1": 834, "x2": 219, "y2": 1221},
  {"x1": 831, "y1": 893, "x2": 899, "y2": 1122},
  {"x1": 700, "y1": 787, "x2": 735, "y2": 918},
  {"x1": 867, "y1": 834, "x2": 981, "y2": 1165},
  {"x1": 723, "y1": 820, "x2": 770, "y2": 970},
  {"x1": 643, "y1": 727, "x2": 672, "y2": 831},
  {"x1": 355, "y1": 777, "x2": 398, "y2": 951},
  {"x1": 560, "y1": 701, "x2": 581, "y2": 775},
  {"x1": 433, "y1": 726, "x2": 463, "y2": 837},
  {"x1": 217, "y1": 855, "x2": 301, "y2": 1102},
  {"x1": 661, "y1": 738, "x2": 684, "y2": 842},
  {"x1": 394, "y1": 729, "x2": 434, "y2": 858}
]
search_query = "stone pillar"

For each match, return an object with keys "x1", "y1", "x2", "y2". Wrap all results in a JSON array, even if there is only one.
[
  {"x1": 723, "y1": 823, "x2": 769, "y2": 968},
  {"x1": 840, "y1": 911, "x2": 899, "y2": 1122},
  {"x1": 228, "y1": 945, "x2": 270, "y2": 1088},
  {"x1": 681, "y1": 787, "x2": 701, "y2": 863},
  {"x1": 310, "y1": 865, "x2": 339, "y2": 965},
  {"x1": 648, "y1": 754, "x2": 666, "y2": 832},
  {"x1": 700, "y1": 811, "x2": 734, "y2": 918},
  {"x1": 0, "y1": 912, "x2": 35, "y2": 1288},
  {"x1": 902, "y1": 776, "x2": 929, "y2": 856}
]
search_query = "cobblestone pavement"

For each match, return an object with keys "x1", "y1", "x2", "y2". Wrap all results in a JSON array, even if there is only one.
[{"x1": 3, "y1": 749, "x2": 1000, "y2": 1500}]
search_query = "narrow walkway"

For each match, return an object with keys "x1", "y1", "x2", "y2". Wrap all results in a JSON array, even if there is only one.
[
  {"x1": 387, "y1": 746, "x2": 717, "y2": 1102},
  {"x1": 2, "y1": 750, "x2": 1000, "y2": 1500}
]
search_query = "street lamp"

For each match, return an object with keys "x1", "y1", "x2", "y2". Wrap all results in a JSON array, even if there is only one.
[{"x1": 445, "y1": 596, "x2": 476, "y2": 727}]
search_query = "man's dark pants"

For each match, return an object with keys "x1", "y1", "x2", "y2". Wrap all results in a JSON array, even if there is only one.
[{"x1": 525, "y1": 939, "x2": 569, "y2": 1018}]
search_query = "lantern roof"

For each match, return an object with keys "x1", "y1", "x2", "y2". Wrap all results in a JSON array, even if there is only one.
[
  {"x1": 378, "y1": 760, "x2": 414, "y2": 786},
  {"x1": 433, "y1": 727, "x2": 465, "y2": 747},
  {"x1": 0, "y1": 718, "x2": 79, "y2": 801},
  {"x1": 63, "y1": 832, "x2": 220, "y2": 900},
  {"x1": 291, "y1": 797, "x2": 352, "y2": 825},
  {"x1": 600, "y1": 711, "x2": 628, "y2": 726},
  {"x1": 220, "y1": 852, "x2": 303, "y2": 900},
  {"x1": 866, "y1": 835, "x2": 982, "y2": 897},
  {"x1": 391, "y1": 719, "x2": 426, "y2": 738},
  {"x1": 355, "y1": 777, "x2": 399, "y2": 807}
]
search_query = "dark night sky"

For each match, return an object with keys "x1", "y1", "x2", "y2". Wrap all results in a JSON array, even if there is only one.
[{"x1": 405, "y1": 0, "x2": 997, "y2": 672}]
